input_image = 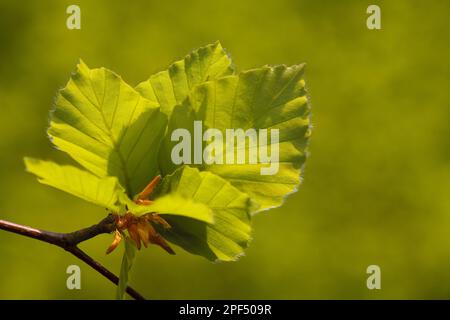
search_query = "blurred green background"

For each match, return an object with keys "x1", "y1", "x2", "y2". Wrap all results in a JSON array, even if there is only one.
[{"x1": 1, "y1": 0, "x2": 449, "y2": 299}]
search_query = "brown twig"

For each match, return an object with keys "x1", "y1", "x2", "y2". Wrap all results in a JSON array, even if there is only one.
[{"x1": 0, "y1": 214, "x2": 145, "y2": 300}]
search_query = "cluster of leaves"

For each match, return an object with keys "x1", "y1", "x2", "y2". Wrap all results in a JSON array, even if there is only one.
[{"x1": 25, "y1": 42, "x2": 311, "y2": 298}]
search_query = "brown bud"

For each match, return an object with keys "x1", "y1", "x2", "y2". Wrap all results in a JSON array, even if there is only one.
[
  {"x1": 106, "y1": 230, "x2": 122, "y2": 254},
  {"x1": 128, "y1": 223, "x2": 141, "y2": 250}
]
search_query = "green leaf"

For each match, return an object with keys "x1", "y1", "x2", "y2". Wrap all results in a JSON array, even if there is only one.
[
  {"x1": 116, "y1": 238, "x2": 136, "y2": 300},
  {"x1": 153, "y1": 166, "x2": 253, "y2": 262},
  {"x1": 123, "y1": 193, "x2": 213, "y2": 224},
  {"x1": 177, "y1": 64, "x2": 311, "y2": 213},
  {"x1": 136, "y1": 41, "x2": 234, "y2": 117},
  {"x1": 157, "y1": 103, "x2": 199, "y2": 176},
  {"x1": 24, "y1": 158, "x2": 123, "y2": 212},
  {"x1": 136, "y1": 42, "x2": 234, "y2": 176},
  {"x1": 48, "y1": 60, "x2": 167, "y2": 197}
]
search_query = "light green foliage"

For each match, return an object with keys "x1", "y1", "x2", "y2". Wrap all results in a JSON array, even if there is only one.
[
  {"x1": 136, "y1": 42, "x2": 235, "y2": 176},
  {"x1": 136, "y1": 42, "x2": 234, "y2": 117},
  {"x1": 48, "y1": 60, "x2": 167, "y2": 196},
  {"x1": 117, "y1": 238, "x2": 136, "y2": 300},
  {"x1": 183, "y1": 64, "x2": 311, "y2": 212},
  {"x1": 24, "y1": 42, "x2": 310, "y2": 297},
  {"x1": 24, "y1": 158, "x2": 123, "y2": 212},
  {"x1": 154, "y1": 166, "x2": 253, "y2": 261},
  {"x1": 123, "y1": 193, "x2": 213, "y2": 223}
]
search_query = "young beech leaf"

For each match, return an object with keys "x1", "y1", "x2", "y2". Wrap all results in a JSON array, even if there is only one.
[
  {"x1": 136, "y1": 42, "x2": 234, "y2": 175},
  {"x1": 48, "y1": 60, "x2": 167, "y2": 197},
  {"x1": 151, "y1": 166, "x2": 253, "y2": 262},
  {"x1": 24, "y1": 158, "x2": 123, "y2": 212},
  {"x1": 117, "y1": 238, "x2": 136, "y2": 300},
  {"x1": 158, "y1": 102, "x2": 199, "y2": 176},
  {"x1": 122, "y1": 193, "x2": 213, "y2": 224},
  {"x1": 164, "y1": 64, "x2": 311, "y2": 213},
  {"x1": 136, "y1": 41, "x2": 234, "y2": 117}
]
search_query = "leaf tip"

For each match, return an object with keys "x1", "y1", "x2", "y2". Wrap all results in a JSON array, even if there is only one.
[
  {"x1": 76, "y1": 58, "x2": 88, "y2": 69},
  {"x1": 23, "y1": 157, "x2": 38, "y2": 172}
]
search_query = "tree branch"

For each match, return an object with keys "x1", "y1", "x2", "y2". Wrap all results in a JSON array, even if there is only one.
[{"x1": 0, "y1": 215, "x2": 145, "y2": 300}]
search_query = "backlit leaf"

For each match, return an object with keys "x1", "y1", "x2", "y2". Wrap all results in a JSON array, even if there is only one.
[
  {"x1": 176, "y1": 64, "x2": 311, "y2": 213},
  {"x1": 24, "y1": 158, "x2": 123, "y2": 212},
  {"x1": 48, "y1": 60, "x2": 167, "y2": 196},
  {"x1": 136, "y1": 42, "x2": 234, "y2": 176},
  {"x1": 116, "y1": 238, "x2": 136, "y2": 300},
  {"x1": 123, "y1": 193, "x2": 213, "y2": 224},
  {"x1": 136, "y1": 41, "x2": 234, "y2": 117},
  {"x1": 153, "y1": 166, "x2": 253, "y2": 261}
]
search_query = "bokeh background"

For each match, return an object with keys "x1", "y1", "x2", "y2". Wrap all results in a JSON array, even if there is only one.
[{"x1": 1, "y1": 0, "x2": 449, "y2": 299}]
